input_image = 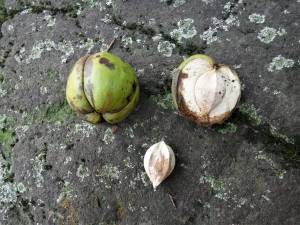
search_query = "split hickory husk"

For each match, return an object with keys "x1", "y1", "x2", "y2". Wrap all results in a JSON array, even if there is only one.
[{"x1": 171, "y1": 54, "x2": 241, "y2": 126}]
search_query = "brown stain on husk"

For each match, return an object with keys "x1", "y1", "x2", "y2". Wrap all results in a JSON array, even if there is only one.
[
  {"x1": 176, "y1": 70, "x2": 241, "y2": 126},
  {"x1": 99, "y1": 57, "x2": 115, "y2": 70},
  {"x1": 177, "y1": 71, "x2": 211, "y2": 126}
]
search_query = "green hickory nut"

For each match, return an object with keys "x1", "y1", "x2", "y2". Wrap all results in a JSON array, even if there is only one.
[
  {"x1": 171, "y1": 54, "x2": 241, "y2": 126},
  {"x1": 66, "y1": 52, "x2": 140, "y2": 124}
]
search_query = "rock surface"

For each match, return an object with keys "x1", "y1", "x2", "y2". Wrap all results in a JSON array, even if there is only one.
[{"x1": 0, "y1": 0, "x2": 299, "y2": 225}]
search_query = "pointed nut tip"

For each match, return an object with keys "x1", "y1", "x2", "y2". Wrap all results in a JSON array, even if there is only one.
[{"x1": 144, "y1": 141, "x2": 175, "y2": 191}]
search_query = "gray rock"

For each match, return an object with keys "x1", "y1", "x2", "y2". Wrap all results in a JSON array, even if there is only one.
[{"x1": 0, "y1": 0, "x2": 299, "y2": 224}]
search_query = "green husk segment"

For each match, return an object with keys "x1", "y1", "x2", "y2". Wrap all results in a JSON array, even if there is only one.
[
  {"x1": 66, "y1": 51, "x2": 140, "y2": 124},
  {"x1": 83, "y1": 52, "x2": 137, "y2": 113},
  {"x1": 103, "y1": 82, "x2": 140, "y2": 124},
  {"x1": 171, "y1": 68, "x2": 181, "y2": 110},
  {"x1": 178, "y1": 54, "x2": 215, "y2": 70},
  {"x1": 80, "y1": 112, "x2": 101, "y2": 124},
  {"x1": 66, "y1": 56, "x2": 94, "y2": 114}
]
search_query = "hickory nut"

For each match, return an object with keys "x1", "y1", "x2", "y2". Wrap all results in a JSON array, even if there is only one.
[
  {"x1": 144, "y1": 141, "x2": 175, "y2": 190},
  {"x1": 171, "y1": 54, "x2": 241, "y2": 125},
  {"x1": 66, "y1": 52, "x2": 140, "y2": 124}
]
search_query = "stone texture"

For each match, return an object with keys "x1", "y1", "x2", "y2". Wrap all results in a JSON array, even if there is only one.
[{"x1": 0, "y1": 0, "x2": 299, "y2": 225}]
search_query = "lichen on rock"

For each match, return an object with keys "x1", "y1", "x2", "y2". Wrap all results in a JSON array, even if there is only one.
[
  {"x1": 248, "y1": 13, "x2": 265, "y2": 24},
  {"x1": 268, "y1": 55, "x2": 295, "y2": 72},
  {"x1": 257, "y1": 27, "x2": 287, "y2": 44},
  {"x1": 103, "y1": 128, "x2": 115, "y2": 145},
  {"x1": 157, "y1": 41, "x2": 175, "y2": 57},
  {"x1": 170, "y1": 18, "x2": 197, "y2": 43}
]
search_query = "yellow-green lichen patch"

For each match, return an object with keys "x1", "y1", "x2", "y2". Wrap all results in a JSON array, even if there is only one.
[
  {"x1": 201, "y1": 0, "x2": 214, "y2": 4},
  {"x1": 0, "y1": 113, "x2": 27, "y2": 218},
  {"x1": 15, "y1": 37, "x2": 107, "y2": 65},
  {"x1": 200, "y1": 175, "x2": 226, "y2": 196},
  {"x1": 22, "y1": 102, "x2": 74, "y2": 126},
  {"x1": 268, "y1": 55, "x2": 294, "y2": 72},
  {"x1": 0, "y1": 72, "x2": 7, "y2": 97},
  {"x1": 123, "y1": 157, "x2": 135, "y2": 169},
  {"x1": 257, "y1": 27, "x2": 286, "y2": 44},
  {"x1": 238, "y1": 103, "x2": 262, "y2": 126},
  {"x1": 200, "y1": 0, "x2": 242, "y2": 44},
  {"x1": 218, "y1": 122, "x2": 237, "y2": 134},
  {"x1": 0, "y1": 182, "x2": 17, "y2": 204},
  {"x1": 173, "y1": 0, "x2": 186, "y2": 7},
  {"x1": 200, "y1": 27, "x2": 218, "y2": 44},
  {"x1": 157, "y1": 41, "x2": 176, "y2": 57},
  {"x1": 16, "y1": 183, "x2": 26, "y2": 193},
  {"x1": 170, "y1": 18, "x2": 197, "y2": 43},
  {"x1": 0, "y1": 129, "x2": 15, "y2": 160},
  {"x1": 0, "y1": 115, "x2": 17, "y2": 165},
  {"x1": 73, "y1": 122, "x2": 95, "y2": 138},
  {"x1": 129, "y1": 172, "x2": 149, "y2": 189},
  {"x1": 39, "y1": 86, "x2": 48, "y2": 95},
  {"x1": 0, "y1": 0, "x2": 8, "y2": 24},
  {"x1": 16, "y1": 39, "x2": 74, "y2": 64},
  {"x1": 248, "y1": 13, "x2": 265, "y2": 24},
  {"x1": 150, "y1": 92, "x2": 175, "y2": 110},
  {"x1": 269, "y1": 125, "x2": 294, "y2": 145},
  {"x1": 127, "y1": 144, "x2": 136, "y2": 153},
  {"x1": 0, "y1": 170, "x2": 16, "y2": 206},
  {"x1": 77, "y1": 0, "x2": 112, "y2": 14},
  {"x1": 44, "y1": 14, "x2": 56, "y2": 27},
  {"x1": 78, "y1": 38, "x2": 96, "y2": 53},
  {"x1": 32, "y1": 152, "x2": 46, "y2": 188},
  {"x1": 76, "y1": 165, "x2": 90, "y2": 182},
  {"x1": 95, "y1": 164, "x2": 120, "y2": 189},
  {"x1": 199, "y1": 174, "x2": 248, "y2": 208},
  {"x1": 152, "y1": 34, "x2": 163, "y2": 42},
  {"x1": 102, "y1": 128, "x2": 115, "y2": 145},
  {"x1": 121, "y1": 35, "x2": 133, "y2": 48},
  {"x1": 200, "y1": 15, "x2": 240, "y2": 44},
  {"x1": 124, "y1": 127, "x2": 135, "y2": 139},
  {"x1": 255, "y1": 151, "x2": 286, "y2": 179},
  {"x1": 57, "y1": 182, "x2": 75, "y2": 204}
]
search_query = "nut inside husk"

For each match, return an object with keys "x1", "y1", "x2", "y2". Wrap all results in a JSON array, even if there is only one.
[{"x1": 172, "y1": 54, "x2": 241, "y2": 126}]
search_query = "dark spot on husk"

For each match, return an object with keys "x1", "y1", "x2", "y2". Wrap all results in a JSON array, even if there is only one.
[
  {"x1": 126, "y1": 82, "x2": 137, "y2": 102},
  {"x1": 126, "y1": 94, "x2": 132, "y2": 103},
  {"x1": 99, "y1": 57, "x2": 115, "y2": 70},
  {"x1": 76, "y1": 95, "x2": 83, "y2": 100},
  {"x1": 180, "y1": 72, "x2": 188, "y2": 79},
  {"x1": 132, "y1": 82, "x2": 137, "y2": 92}
]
